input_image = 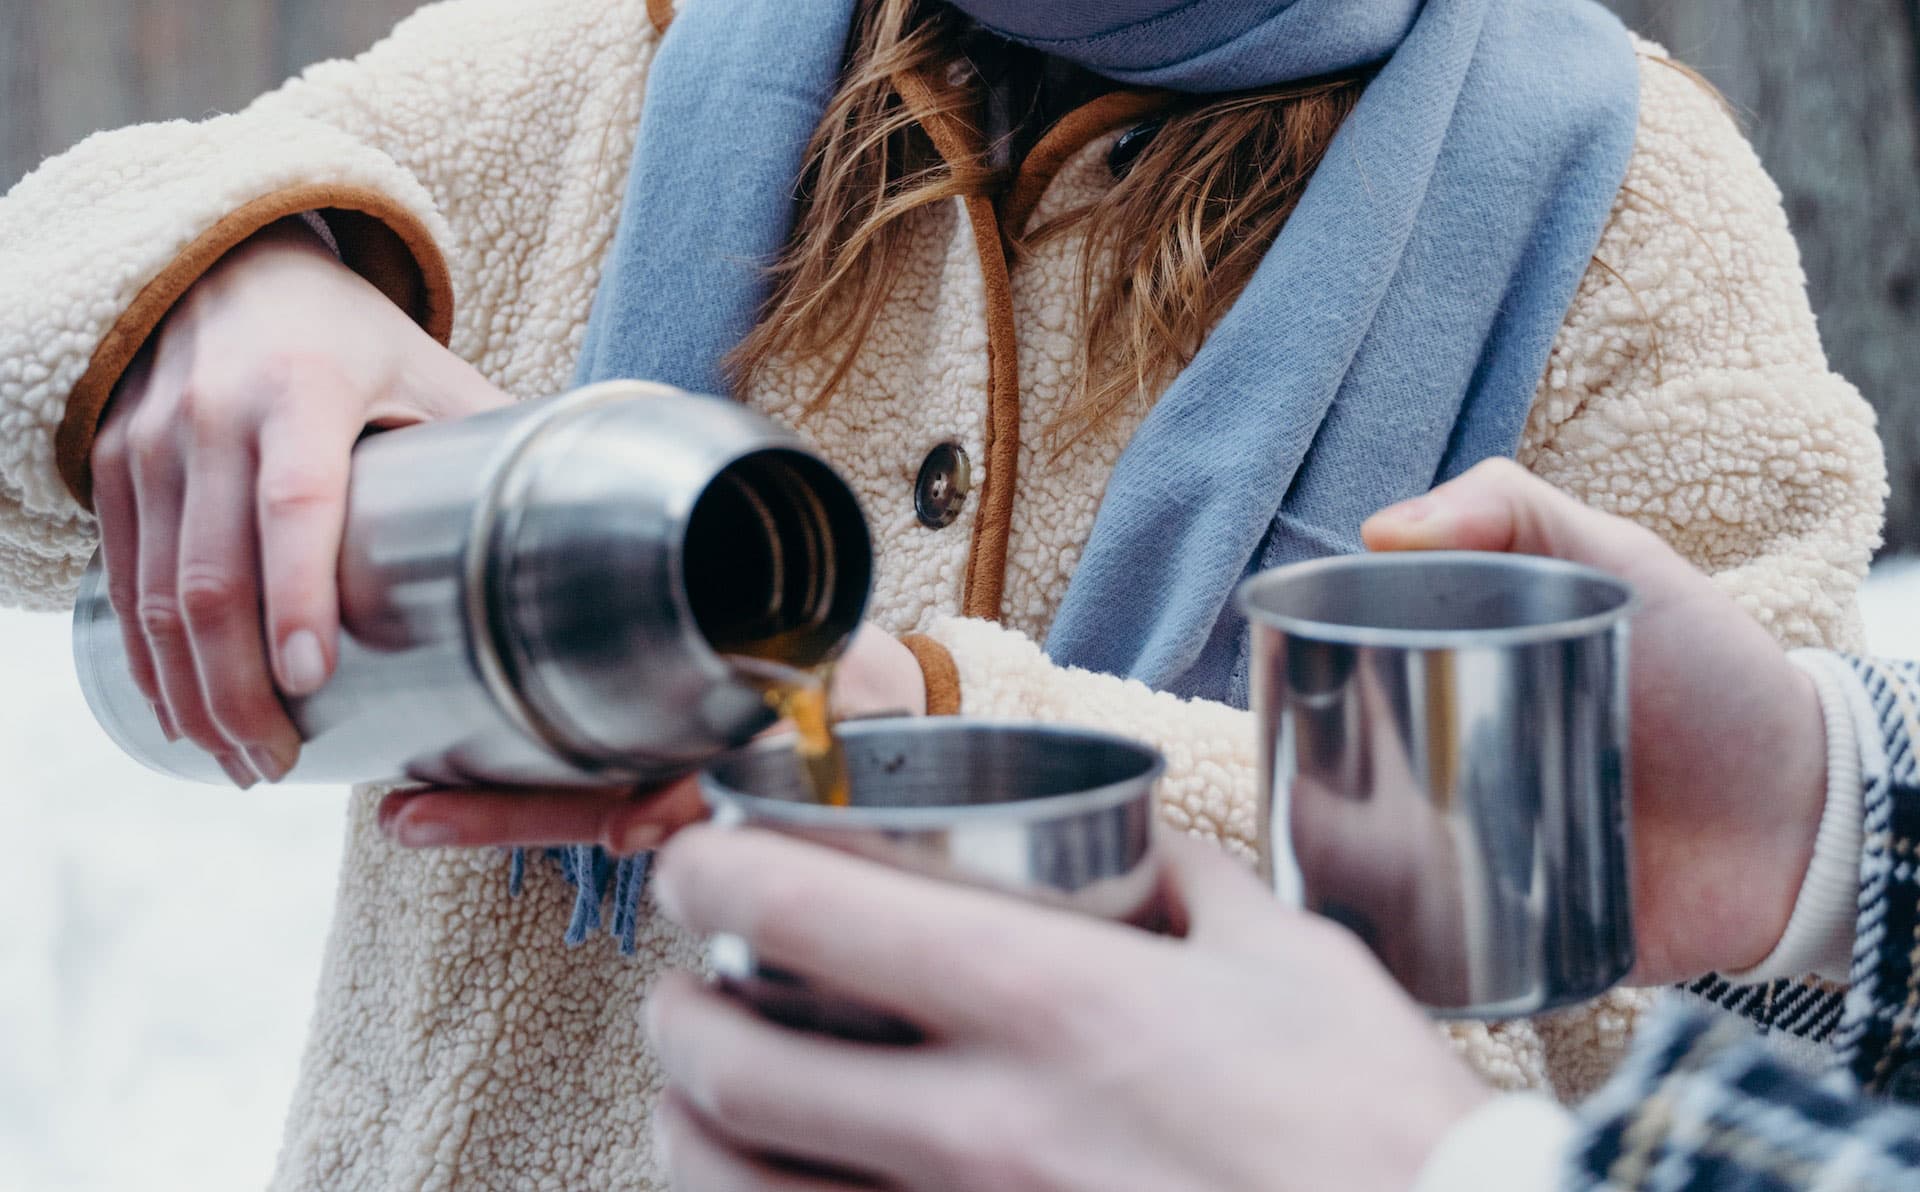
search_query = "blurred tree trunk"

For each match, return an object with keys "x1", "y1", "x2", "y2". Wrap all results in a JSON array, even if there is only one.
[
  {"x1": 1, "y1": 1, "x2": 416, "y2": 186},
  {"x1": 0, "y1": 5, "x2": 35, "y2": 193},
  {"x1": 1607, "y1": 0, "x2": 1920, "y2": 551}
]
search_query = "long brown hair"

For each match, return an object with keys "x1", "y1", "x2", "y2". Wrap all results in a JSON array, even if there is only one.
[{"x1": 727, "y1": 0, "x2": 1367, "y2": 447}]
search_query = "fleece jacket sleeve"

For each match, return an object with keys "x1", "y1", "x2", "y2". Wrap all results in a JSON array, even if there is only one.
[{"x1": 1518, "y1": 43, "x2": 1886, "y2": 659}]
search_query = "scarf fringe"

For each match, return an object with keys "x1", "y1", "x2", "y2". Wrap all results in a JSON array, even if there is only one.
[{"x1": 507, "y1": 846, "x2": 652, "y2": 954}]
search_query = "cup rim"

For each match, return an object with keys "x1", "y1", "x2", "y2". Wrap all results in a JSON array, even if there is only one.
[
  {"x1": 699, "y1": 716, "x2": 1167, "y2": 830},
  {"x1": 1235, "y1": 550, "x2": 1637, "y2": 649}
]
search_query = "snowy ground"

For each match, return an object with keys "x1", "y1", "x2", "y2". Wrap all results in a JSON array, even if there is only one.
[
  {"x1": 0, "y1": 614, "x2": 346, "y2": 1192},
  {"x1": 1858, "y1": 556, "x2": 1920, "y2": 660},
  {"x1": 2, "y1": 560, "x2": 1918, "y2": 1191}
]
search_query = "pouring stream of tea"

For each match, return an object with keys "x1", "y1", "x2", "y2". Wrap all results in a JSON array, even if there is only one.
[{"x1": 724, "y1": 656, "x2": 852, "y2": 807}]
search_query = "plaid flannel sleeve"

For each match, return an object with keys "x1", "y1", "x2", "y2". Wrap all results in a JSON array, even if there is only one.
[
  {"x1": 1567, "y1": 1009, "x2": 1920, "y2": 1190},
  {"x1": 1565, "y1": 654, "x2": 1920, "y2": 1190},
  {"x1": 1831, "y1": 656, "x2": 1920, "y2": 1096}
]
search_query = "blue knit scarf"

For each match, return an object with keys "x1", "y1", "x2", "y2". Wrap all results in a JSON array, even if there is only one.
[{"x1": 545, "y1": 0, "x2": 1640, "y2": 948}]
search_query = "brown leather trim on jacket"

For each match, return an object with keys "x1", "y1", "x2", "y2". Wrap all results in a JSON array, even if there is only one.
[
  {"x1": 892, "y1": 69, "x2": 1169, "y2": 626},
  {"x1": 900, "y1": 633, "x2": 962, "y2": 716},
  {"x1": 1000, "y1": 89, "x2": 1173, "y2": 241},
  {"x1": 892, "y1": 67, "x2": 1023, "y2": 623},
  {"x1": 54, "y1": 184, "x2": 455, "y2": 510},
  {"x1": 646, "y1": 0, "x2": 674, "y2": 36}
]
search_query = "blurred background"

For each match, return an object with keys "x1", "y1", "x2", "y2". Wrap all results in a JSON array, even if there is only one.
[
  {"x1": 0, "y1": 2, "x2": 1916, "y2": 1190},
  {"x1": 5, "y1": 0, "x2": 1918, "y2": 545}
]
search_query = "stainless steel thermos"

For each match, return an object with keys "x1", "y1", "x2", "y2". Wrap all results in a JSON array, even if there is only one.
[{"x1": 72, "y1": 381, "x2": 873, "y2": 787}]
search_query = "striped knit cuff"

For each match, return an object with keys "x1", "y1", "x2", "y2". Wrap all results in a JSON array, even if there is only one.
[{"x1": 1725, "y1": 650, "x2": 1866, "y2": 985}]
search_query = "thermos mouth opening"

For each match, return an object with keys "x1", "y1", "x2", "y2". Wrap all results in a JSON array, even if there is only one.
[
  {"x1": 1236, "y1": 551, "x2": 1635, "y2": 649},
  {"x1": 684, "y1": 449, "x2": 873, "y2": 669}
]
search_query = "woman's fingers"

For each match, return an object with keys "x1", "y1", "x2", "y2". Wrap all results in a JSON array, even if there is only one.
[
  {"x1": 92, "y1": 359, "x2": 168, "y2": 738},
  {"x1": 600, "y1": 779, "x2": 711, "y2": 852},
  {"x1": 1151, "y1": 833, "x2": 1283, "y2": 948},
  {"x1": 378, "y1": 773, "x2": 708, "y2": 852},
  {"x1": 648, "y1": 972, "x2": 942, "y2": 1184},
  {"x1": 79, "y1": 224, "x2": 524, "y2": 794},
  {"x1": 125, "y1": 388, "x2": 249, "y2": 780},
  {"x1": 655, "y1": 826, "x2": 1139, "y2": 1042},
  {"x1": 256, "y1": 384, "x2": 359, "y2": 698},
  {"x1": 656, "y1": 1090, "x2": 875, "y2": 1192},
  {"x1": 380, "y1": 785, "x2": 631, "y2": 849},
  {"x1": 176, "y1": 424, "x2": 301, "y2": 782}
]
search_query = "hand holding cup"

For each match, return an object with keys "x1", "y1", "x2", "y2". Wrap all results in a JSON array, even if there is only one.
[{"x1": 1362, "y1": 459, "x2": 1829, "y2": 984}]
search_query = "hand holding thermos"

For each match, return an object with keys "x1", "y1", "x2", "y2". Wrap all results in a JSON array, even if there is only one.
[
  {"x1": 90, "y1": 217, "x2": 510, "y2": 786},
  {"x1": 80, "y1": 222, "x2": 927, "y2": 853}
]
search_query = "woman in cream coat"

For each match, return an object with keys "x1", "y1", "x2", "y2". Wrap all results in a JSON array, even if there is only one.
[{"x1": 0, "y1": 0, "x2": 1886, "y2": 1187}]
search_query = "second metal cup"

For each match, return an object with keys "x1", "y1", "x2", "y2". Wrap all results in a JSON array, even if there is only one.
[{"x1": 1239, "y1": 551, "x2": 1635, "y2": 1018}]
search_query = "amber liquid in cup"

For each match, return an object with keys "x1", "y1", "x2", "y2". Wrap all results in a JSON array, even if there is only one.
[
  {"x1": 702, "y1": 719, "x2": 1167, "y2": 1044},
  {"x1": 761, "y1": 672, "x2": 852, "y2": 808},
  {"x1": 725, "y1": 654, "x2": 854, "y2": 808}
]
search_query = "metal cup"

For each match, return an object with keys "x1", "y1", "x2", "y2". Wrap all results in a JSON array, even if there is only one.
[
  {"x1": 699, "y1": 718, "x2": 1166, "y2": 1042},
  {"x1": 1238, "y1": 552, "x2": 1635, "y2": 1018}
]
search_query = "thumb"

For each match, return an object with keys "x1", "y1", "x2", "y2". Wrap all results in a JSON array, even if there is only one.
[
  {"x1": 373, "y1": 344, "x2": 514, "y2": 427},
  {"x1": 434, "y1": 355, "x2": 516, "y2": 418},
  {"x1": 1360, "y1": 458, "x2": 1644, "y2": 573},
  {"x1": 1156, "y1": 833, "x2": 1279, "y2": 947}
]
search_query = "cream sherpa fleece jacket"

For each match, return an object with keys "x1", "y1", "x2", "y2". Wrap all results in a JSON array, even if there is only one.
[{"x1": 0, "y1": 1, "x2": 1887, "y2": 1187}]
